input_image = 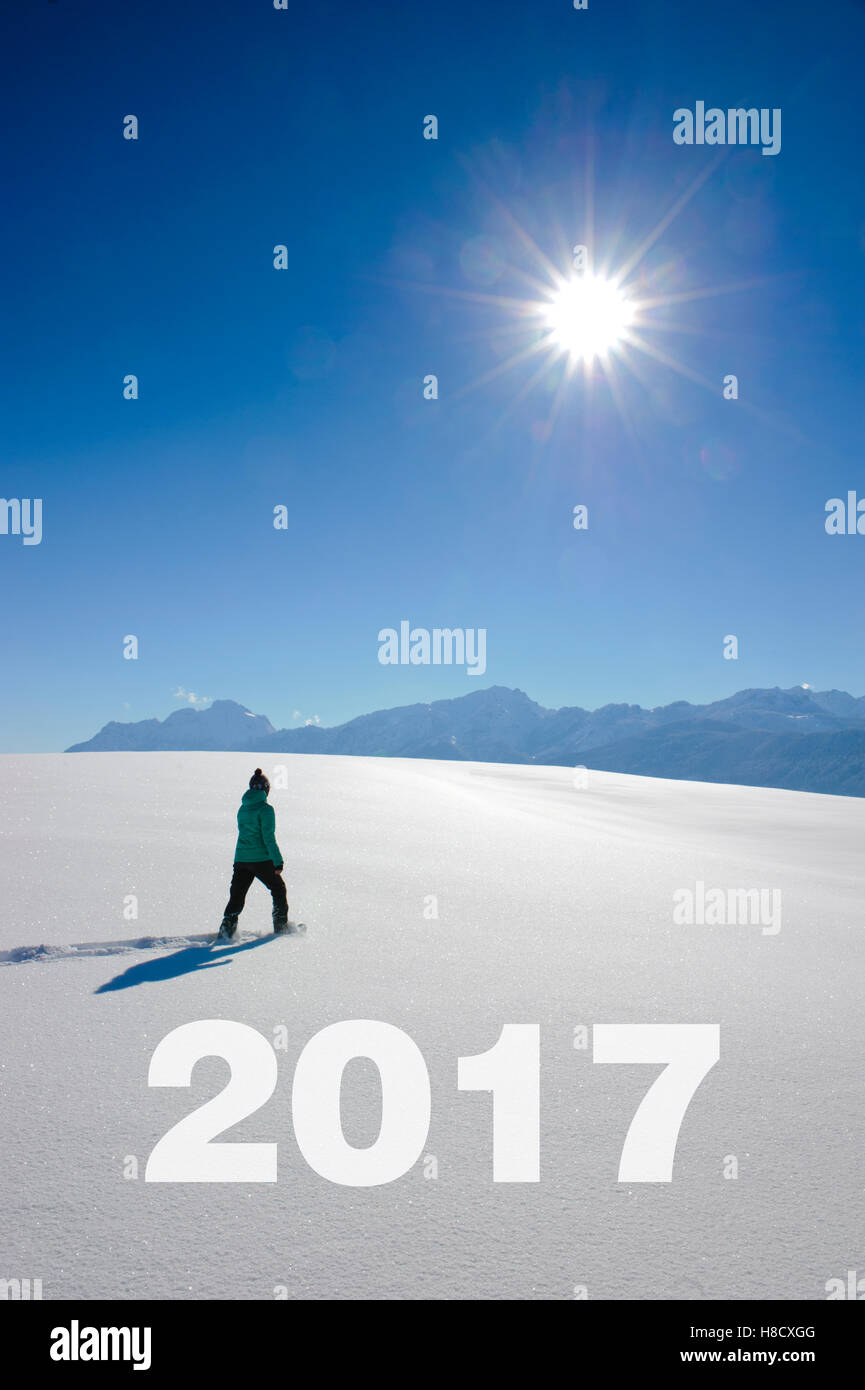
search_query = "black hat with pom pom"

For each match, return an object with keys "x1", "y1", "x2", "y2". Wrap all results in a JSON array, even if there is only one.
[{"x1": 249, "y1": 768, "x2": 270, "y2": 793}]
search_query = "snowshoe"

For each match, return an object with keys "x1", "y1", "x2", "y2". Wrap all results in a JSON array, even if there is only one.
[{"x1": 216, "y1": 913, "x2": 238, "y2": 941}]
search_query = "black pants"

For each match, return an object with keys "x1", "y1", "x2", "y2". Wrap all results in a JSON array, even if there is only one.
[{"x1": 224, "y1": 861, "x2": 288, "y2": 916}]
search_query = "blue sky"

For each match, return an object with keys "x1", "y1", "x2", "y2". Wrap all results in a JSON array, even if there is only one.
[{"x1": 2, "y1": 0, "x2": 864, "y2": 751}]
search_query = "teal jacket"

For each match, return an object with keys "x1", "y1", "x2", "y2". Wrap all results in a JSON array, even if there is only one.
[{"x1": 234, "y1": 788, "x2": 283, "y2": 868}]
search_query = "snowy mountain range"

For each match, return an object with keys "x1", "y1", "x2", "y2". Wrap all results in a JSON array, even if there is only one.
[{"x1": 65, "y1": 686, "x2": 865, "y2": 796}]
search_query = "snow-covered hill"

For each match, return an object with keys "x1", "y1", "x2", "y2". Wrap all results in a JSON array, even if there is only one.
[{"x1": 1, "y1": 753, "x2": 862, "y2": 1300}]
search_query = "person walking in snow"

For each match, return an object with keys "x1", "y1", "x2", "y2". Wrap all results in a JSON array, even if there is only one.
[{"x1": 217, "y1": 769, "x2": 289, "y2": 939}]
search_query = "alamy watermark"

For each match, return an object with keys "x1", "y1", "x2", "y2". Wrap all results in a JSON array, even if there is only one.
[
  {"x1": 826, "y1": 1269, "x2": 865, "y2": 1299},
  {"x1": 378, "y1": 622, "x2": 486, "y2": 677},
  {"x1": 0, "y1": 498, "x2": 42, "y2": 545},
  {"x1": 50, "y1": 1321, "x2": 152, "y2": 1371},
  {"x1": 1, "y1": 1276, "x2": 43, "y2": 1299},
  {"x1": 673, "y1": 103, "x2": 781, "y2": 156},
  {"x1": 673, "y1": 880, "x2": 781, "y2": 935},
  {"x1": 825, "y1": 492, "x2": 865, "y2": 534}
]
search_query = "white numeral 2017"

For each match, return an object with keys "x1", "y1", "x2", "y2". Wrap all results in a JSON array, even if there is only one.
[
  {"x1": 593, "y1": 1024, "x2": 720, "y2": 1182},
  {"x1": 145, "y1": 1020, "x2": 719, "y2": 1186},
  {"x1": 146, "y1": 1020, "x2": 278, "y2": 1182}
]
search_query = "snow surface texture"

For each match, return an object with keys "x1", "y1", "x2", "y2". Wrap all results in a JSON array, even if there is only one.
[{"x1": 0, "y1": 753, "x2": 862, "y2": 1301}]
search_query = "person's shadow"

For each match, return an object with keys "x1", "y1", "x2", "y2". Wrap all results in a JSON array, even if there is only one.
[{"x1": 95, "y1": 935, "x2": 276, "y2": 994}]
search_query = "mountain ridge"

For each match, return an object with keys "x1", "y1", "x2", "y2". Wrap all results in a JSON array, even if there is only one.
[{"x1": 65, "y1": 686, "x2": 865, "y2": 796}]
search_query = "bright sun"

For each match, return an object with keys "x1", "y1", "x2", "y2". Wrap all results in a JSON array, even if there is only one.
[{"x1": 542, "y1": 274, "x2": 635, "y2": 362}]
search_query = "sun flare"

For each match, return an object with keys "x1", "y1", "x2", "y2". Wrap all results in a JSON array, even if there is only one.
[
  {"x1": 400, "y1": 154, "x2": 771, "y2": 438},
  {"x1": 542, "y1": 274, "x2": 635, "y2": 362}
]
